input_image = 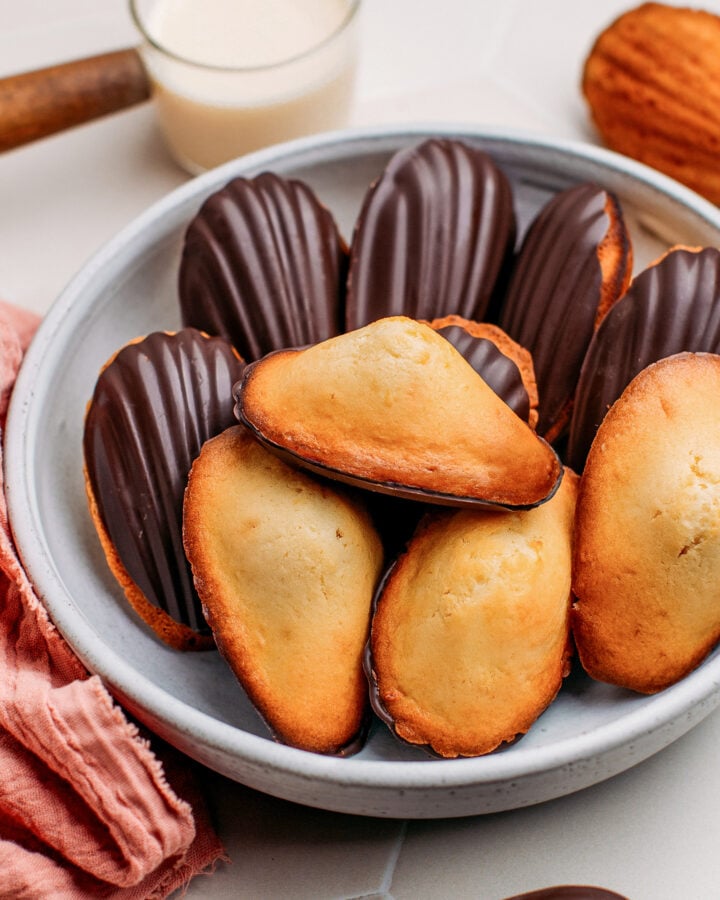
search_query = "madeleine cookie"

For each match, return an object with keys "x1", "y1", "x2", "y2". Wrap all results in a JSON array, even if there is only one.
[
  {"x1": 497, "y1": 182, "x2": 632, "y2": 442},
  {"x1": 234, "y1": 316, "x2": 562, "y2": 510},
  {"x1": 183, "y1": 426, "x2": 384, "y2": 755},
  {"x1": 83, "y1": 329, "x2": 245, "y2": 650},
  {"x1": 345, "y1": 138, "x2": 515, "y2": 330},
  {"x1": 367, "y1": 469, "x2": 577, "y2": 758},
  {"x1": 567, "y1": 246, "x2": 720, "y2": 471},
  {"x1": 573, "y1": 353, "x2": 720, "y2": 693},
  {"x1": 179, "y1": 172, "x2": 347, "y2": 361},
  {"x1": 427, "y1": 315, "x2": 539, "y2": 427},
  {"x1": 583, "y1": 2, "x2": 720, "y2": 205}
]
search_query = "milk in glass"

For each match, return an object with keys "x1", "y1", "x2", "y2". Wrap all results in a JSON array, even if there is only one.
[{"x1": 134, "y1": 0, "x2": 360, "y2": 172}]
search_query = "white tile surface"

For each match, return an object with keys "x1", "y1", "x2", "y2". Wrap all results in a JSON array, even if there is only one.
[
  {"x1": 392, "y1": 712, "x2": 720, "y2": 900},
  {"x1": 5, "y1": 1, "x2": 720, "y2": 898},
  {"x1": 194, "y1": 775, "x2": 405, "y2": 899}
]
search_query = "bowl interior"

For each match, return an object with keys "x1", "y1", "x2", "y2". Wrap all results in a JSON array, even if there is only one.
[{"x1": 9, "y1": 127, "x2": 720, "y2": 815}]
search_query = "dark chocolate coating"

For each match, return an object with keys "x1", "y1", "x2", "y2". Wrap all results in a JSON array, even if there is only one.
[
  {"x1": 497, "y1": 183, "x2": 627, "y2": 438},
  {"x1": 179, "y1": 172, "x2": 347, "y2": 361},
  {"x1": 502, "y1": 888, "x2": 628, "y2": 900},
  {"x1": 436, "y1": 324, "x2": 531, "y2": 421},
  {"x1": 84, "y1": 329, "x2": 245, "y2": 635},
  {"x1": 345, "y1": 139, "x2": 516, "y2": 330},
  {"x1": 567, "y1": 246, "x2": 720, "y2": 470},
  {"x1": 364, "y1": 557, "x2": 412, "y2": 741}
]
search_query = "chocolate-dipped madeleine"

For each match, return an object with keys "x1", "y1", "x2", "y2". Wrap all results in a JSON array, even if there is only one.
[
  {"x1": 503, "y1": 889, "x2": 628, "y2": 900},
  {"x1": 183, "y1": 426, "x2": 384, "y2": 755},
  {"x1": 567, "y1": 246, "x2": 720, "y2": 471},
  {"x1": 84, "y1": 329, "x2": 245, "y2": 650},
  {"x1": 179, "y1": 172, "x2": 347, "y2": 361},
  {"x1": 367, "y1": 469, "x2": 577, "y2": 758},
  {"x1": 573, "y1": 353, "x2": 720, "y2": 694},
  {"x1": 234, "y1": 317, "x2": 563, "y2": 510},
  {"x1": 497, "y1": 182, "x2": 632, "y2": 442},
  {"x1": 428, "y1": 315, "x2": 539, "y2": 427},
  {"x1": 345, "y1": 138, "x2": 515, "y2": 330}
]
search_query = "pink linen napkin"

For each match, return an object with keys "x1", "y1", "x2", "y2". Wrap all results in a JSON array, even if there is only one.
[{"x1": 0, "y1": 300, "x2": 227, "y2": 898}]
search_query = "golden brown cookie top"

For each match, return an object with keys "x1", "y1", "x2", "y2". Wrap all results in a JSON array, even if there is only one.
[
  {"x1": 368, "y1": 469, "x2": 577, "y2": 758},
  {"x1": 184, "y1": 425, "x2": 384, "y2": 755},
  {"x1": 234, "y1": 316, "x2": 563, "y2": 510},
  {"x1": 583, "y1": 2, "x2": 720, "y2": 204},
  {"x1": 573, "y1": 352, "x2": 720, "y2": 693}
]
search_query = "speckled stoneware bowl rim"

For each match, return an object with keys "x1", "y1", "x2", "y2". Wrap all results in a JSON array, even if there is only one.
[{"x1": 7, "y1": 124, "x2": 720, "y2": 817}]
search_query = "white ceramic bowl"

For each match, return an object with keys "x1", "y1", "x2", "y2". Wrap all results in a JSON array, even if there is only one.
[{"x1": 7, "y1": 125, "x2": 720, "y2": 819}]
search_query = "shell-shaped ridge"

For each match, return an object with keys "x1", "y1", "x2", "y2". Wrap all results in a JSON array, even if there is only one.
[
  {"x1": 84, "y1": 329, "x2": 246, "y2": 635},
  {"x1": 345, "y1": 138, "x2": 516, "y2": 330},
  {"x1": 497, "y1": 183, "x2": 629, "y2": 439},
  {"x1": 179, "y1": 172, "x2": 347, "y2": 361},
  {"x1": 435, "y1": 324, "x2": 531, "y2": 422},
  {"x1": 568, "y1": 246, "x2": 720, "y2": 470}
]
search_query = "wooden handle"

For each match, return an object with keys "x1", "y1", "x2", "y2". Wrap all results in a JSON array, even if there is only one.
[{"x1": 0, "y1": 47, "x2": 152, "y2": 152}]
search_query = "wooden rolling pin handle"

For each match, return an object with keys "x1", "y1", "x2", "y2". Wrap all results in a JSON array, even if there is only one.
[{"x1": 0, "y1": 47, "x2": 152, "y2": 152}]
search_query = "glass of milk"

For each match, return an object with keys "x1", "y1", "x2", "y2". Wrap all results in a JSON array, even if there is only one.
[{"x1": 130, "y1": 0, "x2": 362, "y2": 173}]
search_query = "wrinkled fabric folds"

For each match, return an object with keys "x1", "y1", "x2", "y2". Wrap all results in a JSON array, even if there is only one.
[{"x1": 0, "y1": 302, "x2": 225, "y2": 898}]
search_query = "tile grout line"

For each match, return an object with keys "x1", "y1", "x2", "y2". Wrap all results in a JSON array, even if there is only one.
[
  {"x1": 377, "y1": 819, "x2": 408, "y2": 896},
  {"x1": 336, "y1": 820, "x2": 408, "y2": 900}
]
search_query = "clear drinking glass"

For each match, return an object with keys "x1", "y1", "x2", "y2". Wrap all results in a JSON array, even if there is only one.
[{"x1": 130, "y1": 0, "x2": 362, "y2": 174}]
